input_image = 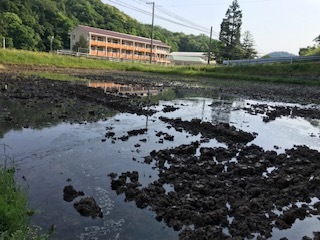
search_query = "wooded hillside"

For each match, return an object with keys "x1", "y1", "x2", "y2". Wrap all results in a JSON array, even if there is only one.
[{"x1": 0, "y1": 0, "x2": 218, "y2": 53}]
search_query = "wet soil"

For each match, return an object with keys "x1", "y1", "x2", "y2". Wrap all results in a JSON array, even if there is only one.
[
  {"x1": 73, "y1": 197, "x2": 103, "y2": 219},
  {"x1": 63, "y1": 185, "x2": 103, "y2": 218},
  {"x1": 1, "y1": 66, "x2": 320, "y2": 239},
  {"x1": 63, "y1": 185, "x2": 85, "y2": 202},
  {"x1": 111, "y1": 127, "x2": 320, "y2": 239}
]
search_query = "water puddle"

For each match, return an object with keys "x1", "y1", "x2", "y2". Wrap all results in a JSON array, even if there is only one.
[{"x1": 1, "y1": 89, "x2": 320, "y2": 239}]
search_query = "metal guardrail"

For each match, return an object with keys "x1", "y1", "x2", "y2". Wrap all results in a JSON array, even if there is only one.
[
  {"x1": 57, "y1": 50, "x2": 88, "y2": 57},
  {"x1": 223, "y1": 55, "x2": 320, "y2": 65}
]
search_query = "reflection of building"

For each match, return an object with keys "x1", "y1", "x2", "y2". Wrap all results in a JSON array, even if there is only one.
[
  {"x1": 210, "y1": 101, "x2": 231, "y2": 123},
  {"x1": 88, "y1": 81, "x2": 161, "y2": 96},
  {"x1": 70, "y1": 25, "x2": 170, "y2": 64},
  {"x1": 209, "y1": 96, "x2": 242, "y2": 123}
]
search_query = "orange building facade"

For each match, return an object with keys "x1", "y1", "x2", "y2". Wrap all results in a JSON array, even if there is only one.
[{"x1": 70, "y1": 25, "x2": 170, "y2": 64}]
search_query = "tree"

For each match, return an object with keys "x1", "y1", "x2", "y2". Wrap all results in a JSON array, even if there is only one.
[
  {"x1": 72, "y1": 34, "x2": 88, "y2": 52},
  {"x1": 219, "y1": 0, "x2": 243, "y2": 60},
  {"x1": 314, "y1": 34, "x2": 320, "y2": 46},
  {"x1": 242, "y1": 31, "x2": 257, "y2": 59},
  {"x1": 0, "y1": 12, "x2": 39, "y2": 50}
]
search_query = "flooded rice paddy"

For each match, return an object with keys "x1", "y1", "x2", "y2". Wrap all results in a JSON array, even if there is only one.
[{"x1": 1, "y1": 82, "x2": 320, "y2": 239}]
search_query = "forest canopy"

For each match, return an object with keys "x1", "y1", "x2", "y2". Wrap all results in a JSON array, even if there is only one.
[
  {"x1": 0, "y1": 0, "x2": 317, "y2": 60},
  {"x1": 0, "y1": 0, "x2": 220, "y2": 54}
]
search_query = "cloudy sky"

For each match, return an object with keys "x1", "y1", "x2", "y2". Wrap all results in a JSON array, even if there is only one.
[{"x1": 103, "y1": 0, "x2": 320, "y2": 55}]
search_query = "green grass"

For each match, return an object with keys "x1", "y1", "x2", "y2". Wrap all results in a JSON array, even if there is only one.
[
  {"x1": 1, "y1": 48, "x2": 320, "y2": 86},
  {"x1": 0, "y1": 147, "x2": 50, "y2": 239},
  {"x1": 0, "y1": 166, "x2": 28, "y2": 238}
]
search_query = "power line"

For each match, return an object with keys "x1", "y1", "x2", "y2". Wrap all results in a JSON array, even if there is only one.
[
  {"x1": 165, "y1": 0, "x2": 274, "y2": 7},
  {"x1": 107, "y1": 0, "x2": 211, "y2": 34},
  {"x1": 106, "y1": 0, "x2": 266, "y2": 55}
]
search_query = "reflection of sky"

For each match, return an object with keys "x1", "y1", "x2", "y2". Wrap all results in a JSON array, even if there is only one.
[
  {"x1": 1, "y1": 97, "x2": 320, "y2": 239},
  {"x1": 229, "y1": 100, "x2": 320, "y2": 152},
  {"x1": 153, "y1": 97, "x2": 320, "y2": 152}
]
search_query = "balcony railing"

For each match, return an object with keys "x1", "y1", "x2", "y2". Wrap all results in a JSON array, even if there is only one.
[{"x1": 58, "y1": 49, "x2": 170, "y2": 64}]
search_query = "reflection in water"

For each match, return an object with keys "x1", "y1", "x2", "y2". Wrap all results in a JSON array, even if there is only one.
[
  {"x1": 88, "y1": 81, "x2": 162, "y2": 96},
  {"x1": 209, "y1": 95, "x2": 237, "y2": 124},
  {"x1": 1, "y1": 89, "x2": 320, "y2": 239},
  {"x1": 0, "y1": 97, "x2": 116, "y2": 138}
]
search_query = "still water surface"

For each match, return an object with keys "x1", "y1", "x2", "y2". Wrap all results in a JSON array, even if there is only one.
[{"x1": 1, "y1": 93, "x2": 320, "y2": 239}]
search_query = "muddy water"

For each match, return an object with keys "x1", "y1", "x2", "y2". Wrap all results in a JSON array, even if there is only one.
[{"x1": 1, "y1": 95, "x2": 320, "y2": 239}]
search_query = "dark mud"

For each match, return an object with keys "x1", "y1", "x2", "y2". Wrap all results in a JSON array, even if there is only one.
[
  {"x1": 63, "y1": 185, "x2": 85, "y2": 202},
  {"x1": 111, "y1": 120, "x2": 320, "y2": 239},
  {"x1": 1, "y1": 67, "x2": 320, "y2": 239},
  {"x1": 63, "y1": 185, "x2": 103, "y2": 218},
  {"x1": 73, "y1": 197, "x2": 103, "y2": 219},
  {"x1": 243, "y1": 103, "x2": 320, "y2": 123}
]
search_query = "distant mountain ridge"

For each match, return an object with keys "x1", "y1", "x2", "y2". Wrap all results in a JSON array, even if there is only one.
[{"x1": 262, "y1": 51, "x2": 297, "y2": 58}]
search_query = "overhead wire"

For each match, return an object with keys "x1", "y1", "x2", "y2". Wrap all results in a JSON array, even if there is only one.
[
  {"x1": 135, "y1": 0, "x2": 212, "y2": 34},
  {"x1": 107, "y1": 0, "x2": 211, "y2": 34},
  {"x1": 107, "y1": 0, "x2": 264, "y2": 55}
]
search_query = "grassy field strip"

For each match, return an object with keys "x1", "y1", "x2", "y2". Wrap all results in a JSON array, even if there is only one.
[{"x1": 1, "y1": 49, "x2": 319, "y2": 85}]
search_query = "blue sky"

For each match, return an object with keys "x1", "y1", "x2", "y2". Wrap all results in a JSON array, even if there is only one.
[{"x1": 103, "y1": 0, "x2": 320, "y2": 56}]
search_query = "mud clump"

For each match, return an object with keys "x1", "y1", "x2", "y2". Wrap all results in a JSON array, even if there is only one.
[
  {"x1": 162, "y1": 105, "x2": 179, "y2": 113},
  {"x1": 244, "y1": 103, "x2": 320, "y2": 123},
  {"x1": 159, "y1": 117, "x2": 255, "y2": 146},
  {"x1": 111, "y1": 128, "x2": 320, "y2": 239},
  {"x1": 63, "y1": 185, "x2": 84, "y2": 202},
  {"x1": 73, "y1": 197, "x2": 103, "y2": 218}
]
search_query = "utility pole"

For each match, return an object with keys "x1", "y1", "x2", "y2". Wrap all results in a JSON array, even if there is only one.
[
  {"x1": 207, "y1": 26, "x2": 212, "y2": 65},
  {"x1": 50, "y1": 36, "x2": 54, "y2": 52},
  {"x1": 147, "y1": 2, "x2": 155, "y2": 64},
  {"x1": 3, "y1": 37, "x2": 5, "y2": 49}
]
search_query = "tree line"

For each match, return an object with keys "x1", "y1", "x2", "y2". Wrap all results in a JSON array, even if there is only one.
[
  {"x1": 299, "y1": 35, "x2": 320, "y2": 56},
  {"x1": 1, "y1": 0, "x2": 317, "y2": 62}
]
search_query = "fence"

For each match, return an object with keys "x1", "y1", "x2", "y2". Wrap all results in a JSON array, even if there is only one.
[
  {"x1": 57, "y1": 50, "x2": 142, "y2": 63},
  {"x1": 223, "y1": 55, "x2": 320, "y2": 65},
  {"x1": 56, "y1": 50, "x2": 170, "y2": 64}
]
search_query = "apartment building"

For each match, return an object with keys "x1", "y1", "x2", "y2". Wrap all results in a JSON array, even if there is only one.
[{"x1": 70, "y1": 25, "x2": 170, "y2": 64}]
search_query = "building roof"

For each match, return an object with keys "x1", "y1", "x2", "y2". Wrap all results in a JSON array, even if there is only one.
[
  {"x1": 73, "y1": 25, "x2": 170, "y2": 48},
  {"x1": 169, "y1": 55, "x2": 207, "y2": 64},
  {"x1": 170, "y1": 52, "x2": 208, "y2": 58}
]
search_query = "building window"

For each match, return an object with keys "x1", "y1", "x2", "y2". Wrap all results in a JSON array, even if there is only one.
[
  {"x1": 113, "y1": 39, "x2": 119, "y2": 44},
  {"x1": 97, "y1": 36, "x2": 105, "y2": 42}
]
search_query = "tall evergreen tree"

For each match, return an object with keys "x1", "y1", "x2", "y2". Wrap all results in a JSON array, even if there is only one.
[
  {"x1": 242, "y1": 31, "x2": 257, "y2": 59},
  {"x1": 219, "y1": 0, "x2": 243, "y2": 60}
]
